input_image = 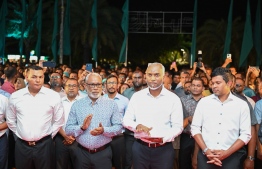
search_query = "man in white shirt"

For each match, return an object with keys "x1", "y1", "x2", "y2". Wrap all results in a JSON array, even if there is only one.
[
  {"x1": 6, "y1": 65, "x2": 64, "y2": 169},
  {"x1": 55, "y1": 78, "x2": 83, "y2": 169},
  {"x1": 0, "y1": 94, "x2": 8, "y2": 169},
  {"x1": 50, "y1": 72, "x2": 66, "y2": 98},
  {"x1": 191, "y1": 67, "x2": 251, "y2": 168},
  {"x1": 103, "y1": 74, "x2": 129, "y2": 169},
  {"x1": 123, "y1": 62, "x2": 183, "y2": 169}
]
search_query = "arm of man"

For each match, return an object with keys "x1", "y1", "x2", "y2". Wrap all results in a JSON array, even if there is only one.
[
  {"x1": 256, "y1": 124, "x2": 262, "y2": 160},
  {"x1": 163, "y1": 97, "x2": 183, "y2": 143},
  {"x1": 123, "y1": 98, "x2": 138, "y2": 131},
  {"x1": 6, "y1": 96, "x2": 17, "y2": 133},
  {"x1": 103, "y1": 102, "x2": 123, "y2": 137},
  {"x1": 51, "y1": 97, "x2": 65, "y2": 138},
  {"x1": 0, "y1": 97, "x2": 8, "y2": 131}
]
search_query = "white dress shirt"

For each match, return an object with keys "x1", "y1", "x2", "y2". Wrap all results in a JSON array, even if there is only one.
[
  {"x1": 123, "y1": 87, "x2": 183, "y2": 143},
  {"x1": 6, "y1": 86, "x2": 65, "y2": 141},
  {"x1": 191, "y1": 92, "x2": 251, "y2": 150},
  {"x1": 0, "y1": 94, "x2": 8, "y2": 137},
  {"x1": 61, "y1": 94, "x2": 83, "y2": 130}
]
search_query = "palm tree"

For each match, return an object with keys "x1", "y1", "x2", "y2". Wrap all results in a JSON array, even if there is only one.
[{"x1": 196, "y1": 18, "x2": 245, "y2": 68}]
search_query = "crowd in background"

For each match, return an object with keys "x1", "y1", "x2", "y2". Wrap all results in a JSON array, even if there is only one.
[{"x1": 0, "y1": 57, "x2": 262, "y2": 169}]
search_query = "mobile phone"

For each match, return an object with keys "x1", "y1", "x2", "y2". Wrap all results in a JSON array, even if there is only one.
[
  {"x1": 86, "y1": 63, "x2": 93, "y2": 72},
  {"x1": 227, "y1": 54, "x2": 232, "y2": 59},
  {"x1": 43, "y1": 61, "x2": 56, "y2": 68},
  {"x1": 197, "y1": 50, "x2": 202, "y2": 67}
]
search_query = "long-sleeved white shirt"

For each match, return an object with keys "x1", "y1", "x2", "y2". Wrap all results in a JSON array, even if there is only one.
[
  {"x1": 123, "y1": 87, "x2": 183, "y2": 143},
  {"x1": 0, "y1": 94, "x2": 8, "y2": 137},
  {"x1": 6, "y1": 86, "x2": 64, "y2": 141},
  {"x1": 191, "y1": 93, "x2": 251, "y2": 150}
]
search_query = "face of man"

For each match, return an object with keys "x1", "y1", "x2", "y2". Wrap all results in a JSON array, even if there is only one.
[
  {"x1": 64, "y1": 79, "x2": 79, "y2": 98},
  {"x1": 146, "y1": 64, "x2": 164, "y2": 90},
  {"x1": 190, "y1": 80, "x2": 204, "y2": 96},
  {"x1": 234, "y1": 79, "x2": 245, "y2": 95},
  {"x1": 173, "y1": 75, "x2": 180, "y2": 84},
  {"x1": 69, "y1": 73, "x2": 78, "y2": 80},
  {"x1": 26, "y1": 69, "x2": 44, "y2": 92},
  {"x1": 118, "y1": 74, "x2": 126, "y2": 84},
  {"x1": 85, "y1": 74, "x2": 102, "y2": 100},
  {"x1": 106, "y1": 77, "x2": 118, "y2": 95},
  {"x1": 121, "y1": 68, "x2": 128, "y2": 76},
  {"x1": 211, "y1": 75, "x2": 231, "y2": 97},
  {"x1": 50, "y1": 73, "x2": 63, "y2": 87},
  {"x1": 127, "y1": 79, "x2": 133, "y2": 87},
  {"x1": 56, "y1": 69, "x2": 63, "y2": 76},
  {"x1": 163, "y1": 76, "x2": 172, "y2": 90},
  {"x1": 180, "y1": 72, "x2": 189, "y2": 85},
  {"x1": 184, "y1": 82, "x2": 191, "y2": 94},
  {"x1": 132, "y1": 72, "x2": 143, "y2": 88},
  {"x1": 99, "y1": 72, "x2": 106, "y2": 79},
  {"x1": 65, "y1": 67, "x2": 71, "y2": 74}
]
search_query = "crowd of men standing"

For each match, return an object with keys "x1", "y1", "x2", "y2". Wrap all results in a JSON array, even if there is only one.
[{"x1": 0, "y1": 60, "x2": 262, "y2": 169}]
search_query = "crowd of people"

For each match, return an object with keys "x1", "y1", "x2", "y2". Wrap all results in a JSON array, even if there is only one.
[{"x1": 0, "y1": 58, "x2": 262, "y2": 169}]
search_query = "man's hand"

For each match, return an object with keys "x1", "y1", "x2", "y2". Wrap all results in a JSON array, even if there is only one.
[
  {"x1": 90, "y1": 123, "x2": 104, "y2": 136},
  {"x1": 82, "y1": 114, "x2": 93, "y2": 130},
  {"x1": 243, "y1": 158, "x2": 254, "y2": 169},
  {"x1": 206, "y1": 149, "x2": 222, "y2": 167},
  {"x1": 192, "y1": 152, "x2": 197, "y2": 169},
  {"x1": 136, "y1": 124, "x2": 152, "y2": 136},
  {"x1": 63, "y1": 135, "x2": 75, "y2": 145},
  {"x1": 193, "y1": 62, "x2": 197, "y2": 70},
  {"x1": 188, "y1": 116, "x2": 193, "y2": 124}
]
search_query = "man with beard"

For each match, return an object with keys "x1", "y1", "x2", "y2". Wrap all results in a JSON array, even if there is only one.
[
  {"x1": 123, "y1": 62, "x2": 183, "y2": 169},
  {"x1": 50, "y1": 72, "x2": 66, "y2": 98},
  {"x1": 65, "y1": 73, "x2": 122, "y2": 169},
  {"x1": 104, "y1": 75, "x2": 129, "y2": 169},
  {"x1": 179, "y1": 77, "x2": 204, "y2": 169},
  {"x1": 122, "y1": 70, "x2": 144, "y2": 169},
  {"x1": 191, "y1": 67, "x2": 251, "y2": 168},
  {"x1": 55, "y1": 78, "x2": 83, "y2": 169}
]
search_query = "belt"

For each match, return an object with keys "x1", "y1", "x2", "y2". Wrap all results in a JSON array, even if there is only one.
[
  {"x1": 19, "y1": 135, "x2": 51, "y2": 146},
  {"x1": 113, "y1": 133, "x2": 124, "y2": 139},
  {"x1": 136, "y1": 139, "x2": 169, "y2": 148},
  {"x1": 78, "y1": 143, "x2": 109, "y2": 154}
]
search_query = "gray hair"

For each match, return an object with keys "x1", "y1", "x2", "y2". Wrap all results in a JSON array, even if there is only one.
[
  {"x1": 84, "y1": 73, "x2": 102, "y2": 82},
  {"x1": 146, "y1": 62, "x2": 165, "y2": 75}
]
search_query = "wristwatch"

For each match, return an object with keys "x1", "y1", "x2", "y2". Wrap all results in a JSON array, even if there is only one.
[
  {"x1": 247, "y1": 156, "x2": 255, "y2": 161},
  {"x1": 202, "y1": 147, "x2": 209, "y2": 155}
]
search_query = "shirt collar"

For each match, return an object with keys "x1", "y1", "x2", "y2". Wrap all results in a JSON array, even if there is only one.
[
  {"x1": 211, "y1": 92, "x2": 234, "y2": 103},
  {"x1": 62, "y1": 94, "x2": 81, "y2": 102},
  {"x1": 86, "y1": 95, "x2": 102, "y2": 105},
  {"x1": 22, "y1": 86, "x2": 46, "y2": 96},
  {"x1": 146, "y1": 86, "x2": 168, "y2": 98}
]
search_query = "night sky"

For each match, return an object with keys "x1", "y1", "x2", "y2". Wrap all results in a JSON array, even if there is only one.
[{"x1": 110, "y1": 0, "x2": 260, "y2": 27}]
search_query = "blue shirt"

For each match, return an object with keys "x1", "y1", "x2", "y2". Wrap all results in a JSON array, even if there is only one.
[
  {"x1": 65, "y1": 96, "x2": 123, "y2": 149},
  {"x1": 0, "y1": 89, "x2": 11, "y2": 98},
  {"x1": 255, "y1": 99, "x2": 262, "y2": 124},
  {"x1": 103, "y1": 93, "x2": 129, "y2": 117}
]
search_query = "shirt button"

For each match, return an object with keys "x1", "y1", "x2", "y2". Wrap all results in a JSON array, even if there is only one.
[
  {"x1": 217, "y1": 142, "x2": 219, "y2": 144},
  {"x1": 220, "y1": 113, "x2": 222, "y2": 115},
  {"x1": 219, "y1": 123, "x2": 221, "y2": 124},
  {"x1": 218, "y1": 133, "x2": 220, "y2": 134}
]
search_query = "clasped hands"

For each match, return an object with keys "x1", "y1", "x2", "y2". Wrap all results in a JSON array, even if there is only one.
[
  {"x1": 136, "y1": 124, "x2": 163, "y2": 143},
  {"x1": 205, "y1": 149, "x2": 229, "y2": 167},
  {"x1": 81, "y1": 114, "x2": 104, "y2": 136}
]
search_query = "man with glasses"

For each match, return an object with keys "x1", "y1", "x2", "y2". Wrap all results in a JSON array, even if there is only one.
[
  {"x1": 65, "y1": 73, "x2": 122, "y2": 169},
  {"x1": 55, "y1": 78, "x2": 83, "y2": 169},
  {"x1": 50, "y1": 72, "x2": 66, "y2": 98},
  {"x1": 104, "y1": 74, "x2": 129, "y2": 169}
]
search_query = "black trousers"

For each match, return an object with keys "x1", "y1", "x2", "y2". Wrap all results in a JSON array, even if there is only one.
[
  {"x1": 110, "y1": 134, "x2": 125, "y2": 169},
  {"x1": 124, "y1": 134, "x2": 135, "y2": 169},
  {"x1": 15, "y1": 136, "x2": 55, "y2": 169},
  {"x1": 197, "y1": 149, "x2": 246, "y2": 169},
  {"x1": 8, "y1": 131, "x2": 15, "y2": 169},
  {"x1": 179, "y1": 133, "x2": 195, "y2": 169},
  {"x1": 255, "y1": 150, "x2": 262, "y2": 169},
  {"x1": 54, "y1": 134, "x2": 80, "y2": 169},
  {"x1": 132, "y1": 140, "x2": 175, "y2": 169},
  {"x1": 78, "y1": 145, "x2": 112, "y2": 169},
  {"x1": 0, "y1": 134, "x2": 8, "y2": 169}
]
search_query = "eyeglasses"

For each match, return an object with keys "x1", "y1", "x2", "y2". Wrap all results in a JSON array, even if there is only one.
[
  {"x1": 51, "y1": 76, "x2": 61, "y2": 79},
  {"x1": 86, "y1": 83, "x2": 102, "y2": 88},
  {"x1": 106, "y1": 82, "x2": 118, "y2": 85},
  {"x1": 65, "y1": 84, "x2": 78, "y2": 88}
]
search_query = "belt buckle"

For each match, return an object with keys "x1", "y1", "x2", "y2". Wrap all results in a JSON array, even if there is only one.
[
  {"x1": 149, "y1": 143, "x2": 157, "y2": 148},
  {"x1": 28, "y1": 141, "x2": 36, "y2": 146}
]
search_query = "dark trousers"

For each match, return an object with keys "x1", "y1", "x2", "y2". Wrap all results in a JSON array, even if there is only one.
[
  {"x1": 179, "y1": 133, "x2": 195, "y2": 169},
  {"x1": 8, "y1": 131, "x2": 15, "y2": 169},
  {"x1": 0, "y1": 134, "x2": 8, "y2": 169},
  {"x1": 54, "y1": 134, "x2": 80, "y2": 169},
  {"x1": 255, "y1": 150, "x2": 262, "y2": 169},
  {"x1": 124, "y1": 134, "x2": 135, "y2": 169},
  {"x1": 132, "y1": 140, "x2": 175, "y2": 169},
  {"x1": 15, "y1": 136, "x2": 55, "y2": 169},
  {"x1": 78, "y1": 145, "x2": 112, "y2": 169},
  {"x1": 110, "y1": 134, "x2": 125, "y2": 169},
  {"x1": 197, "y1": 149, "x2": 246, "y2": 169}
]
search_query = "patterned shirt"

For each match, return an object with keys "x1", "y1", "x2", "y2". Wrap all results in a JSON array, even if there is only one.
[
  {"x1": 180, "y1": 94, "x2": 202, "y2": 133},
  {"x1": 65, "y1": 96, "x2": 122, "y2": 149}
]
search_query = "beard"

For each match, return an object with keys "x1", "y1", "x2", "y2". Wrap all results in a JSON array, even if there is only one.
[
  {"x1": 51, "y1": 82, "x2": 61, "y2": 88},
  {"x1": 87, "y1": 91, "x2": 101, "y2": 99}
]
